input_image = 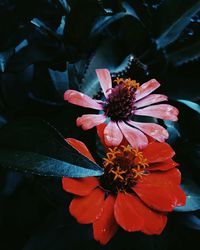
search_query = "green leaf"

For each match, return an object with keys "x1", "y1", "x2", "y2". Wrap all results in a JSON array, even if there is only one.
[
  {"x1": 0, "y1": 118, "x2": 103, "y2": 177},
  {"x1": 175, "y1": 180, "x2": 200, "y2": 212},
  {"x1": 177, "y1": 99, "x2": 200, "y2": 114},
  {"x1": 155, "y1": 0, "x2": 200, "y2": 48},
  {"x1": 167, "y1": 40, "x2": 200, "y2": 66},
  {"x1": 0, "y1": 48, "x2": 14, "y2": 72},
  {"x1": 164, "y1": 120, "x2": 180, "y2": 145},
  {"x1": 91, "y1": 2, "x2": 140, "y2": 36},
  {"x1": 80, "y1": 39, "x2": 135, "y2": 97}
]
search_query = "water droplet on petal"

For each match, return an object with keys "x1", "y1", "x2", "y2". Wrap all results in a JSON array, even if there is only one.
[
  {"x1": 150, "y1": 130, "x2": 158, "y2": 136},
  {"x1": 167, "y1": 106, "x2": 173, "y2": 111}
]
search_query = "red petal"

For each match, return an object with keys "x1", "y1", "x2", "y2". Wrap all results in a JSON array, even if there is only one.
[
  {"x1": 147, "y1": 159, "x2": 179, "y2": 171},
  {"x1": 142, "y1": 210, "x2": 167, "y2": 235},
  {"x1": 66, "y1": 138, "x2": 95, "y2": 163},
  {"x1": 114, "y1": 192, "x2": 143, "y2": 232},
  {"x1": 124, "y1": 195, "x2": 167, "y2": 234},
  {"x1": 133, "y1": 185, "x2": 176, "y2": 211},
  {"x1": 168, "y1": 185, "x2": 186, "y2": 207},
  {"x1": 139, "y1": 169, "x2": 181, "y2": 186},
  {"x1": 142, "y1": 141, "x2": 175, "y2": 163},
  {"x1": 104, "y1": 122, "x2": 123, "y2": 146},
  {"x1": 64, "y1": 90, "x2": 103, "y2": 110},
  {"x1": 93, "y1": 195, "x2": 118, "y2": 245},
  {"x1": 69, "y1": 188, "x2": 105, "y2": 224},
  {"x1": 133, "y1": 169, "x2": 185, "y2": 212},
  {"x1": 97, "y1": 124, "x2": 107, "y2": 147},
  {"x1": 62, "y1": 177, "x2": 99, "y2": 196}
]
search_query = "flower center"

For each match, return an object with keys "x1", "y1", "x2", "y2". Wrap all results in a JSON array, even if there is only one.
[
  {"x1": 103, "y1": 78, "x2": 140, "y2": 122},
  {"x1": 100, "y1": 145, "x2": 149, "y2": 194}
]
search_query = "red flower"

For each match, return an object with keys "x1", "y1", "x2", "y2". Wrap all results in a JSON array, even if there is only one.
[
  {"x1": 62, "y1": 134, "x2": 186, "y2": 245},
  {"x1": 64, "y1": 69, "x2": 178, "y2": 149}
]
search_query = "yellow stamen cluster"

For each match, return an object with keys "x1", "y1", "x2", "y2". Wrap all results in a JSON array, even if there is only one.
[
  {"x1": 101, "y1": 145, "x2": 149, "y2": 193},
  {"x1": 114, "y1": 77, "x2": 140, "y2": 90}
]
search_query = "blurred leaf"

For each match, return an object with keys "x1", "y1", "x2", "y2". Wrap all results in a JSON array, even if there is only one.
[
  {"x1": 182, "y1": 214, "x2": 200, "y2": 230},
  {"x1": 177, "y1": 99, "x2": 200, "y2": 113},
  {"x1": 175, "y1": 180, "x2": 200, "y2": 212},
  {"x1": 80, "y1": 39, "x2": 135, "y2": 97},
  {"x1": 0, "y1": 48, "x2": 14, "y2": 72},
  {"x1": 91, "y1": 2, "x2": 140, "y2": 36},
  {"x1": 0, "y1": 116, "x2": 6, "y2": 127},
  {"x1": 48, "y1": 68, "x2": 68, "y2": 96},
  {"x1": 155, "y1": 0, "x2": 200, "y2": 48},
  {"x1": 0, "y1": 118, "x2": 103, "y2": 177},
  {"x1": 167, "y1": 40, "x2": 200, "y2": 66},
  {"x1": 164, "y1": 120, "x2": 180, "y2": 145}
]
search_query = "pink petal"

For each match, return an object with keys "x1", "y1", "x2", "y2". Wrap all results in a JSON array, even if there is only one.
[
  {"x1": 134, "y1": 104, "x2": 179, "y2": 121},
  {"x1": 96, "y1": 69, "x2": 112, "y2": 98},
  {"x1": 134, "y1": 94, "x2": 168, "y2": 108},
  {"x1": 135, "y1": 79, "x2": 160, "y2": 101},
  {"x1": 128, "y1": 120, "x2": 169, "y2": 142},
  {"x1": 64, "y1": 90, "x2": 103, "y2": 110},
  {"x1": 118, "y1": 121, "x2": 148, "y2": 149},
  {"x1": 104, "y1": 122, "x2": 123, "y2": 146},
  {"x1": 76, "y1": 114, "x2": 106, "y2": 130}
]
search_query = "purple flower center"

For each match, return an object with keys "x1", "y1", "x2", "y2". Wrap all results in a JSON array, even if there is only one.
[{"x1": 103, "y1": 84, "x2": 136, "y2": 121}]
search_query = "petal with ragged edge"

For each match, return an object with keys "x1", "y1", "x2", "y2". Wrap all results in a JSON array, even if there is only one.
[
  {"x1": 104, "y1": 122, "x2": 123, "y2": 147},
  {"x1": 114, "y1": 192, "x2": 143, "y2": 232},
  {"x1": 133, "y1": 185, "x2": 179, "y2": 212},
  {"x1": 62, "y1": 177, "x2": 99, "y2": 196},
  {"x1": 96, "y1": 69, "x2": 112, "y2": 98},
  {"x1": 142, "y1": 141, "x2": 175, "y2": 163},
  {"x1": 76, "y1": 114, "x2": 106, "y2": 130},
  {"x1": 124, "y1": 194, "x2": 168, "y2": 235},
  {"x1": 93, "y1": 195, "x2": 118, "y2": 245},
  {"x1": 135, "y1": 94, "x2": 168, "y2": 108},
  {"x1": 134, "y1": 104, "x2": 179, "y2": 121},
  {"x1": 133, "y1": 183, "x2": 185, "y2": 212},
  {"x1": 133, "y1": 169, "x2": 185, "y2": 212},
  {"x1": 69, "y1": 188, "x2": 105, "y2": 224},
  {"x1": 140, "y1": 169, "x2": 181, "y2": 186},
  {"x1": 128, "y1": 121, "x2": 169, "y2": 142},
  {"x1": 147, "y1": 159, "x2": 179, "y2": 171},
  {"x1": 64, "y1": 90, "x2": 103, "y2": 110},
  {"x1": 135, "y1": 79, "x2": 160, "y2": 101},
  {"x1": 118, "y1": 122, "x2": 148, "y2": 149}
]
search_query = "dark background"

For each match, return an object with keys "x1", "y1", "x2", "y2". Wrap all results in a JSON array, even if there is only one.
[{"x1": 0, "y1": 1, "x2": 200, "y2": 249}]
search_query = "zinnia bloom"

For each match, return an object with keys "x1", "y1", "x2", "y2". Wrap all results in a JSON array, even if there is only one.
[
  {"x1": 62, "y1": 134, "x2": 186, "y2": 245},
  {"x1": 64, "y1": 69, "x2": 178, "y2": 149}
]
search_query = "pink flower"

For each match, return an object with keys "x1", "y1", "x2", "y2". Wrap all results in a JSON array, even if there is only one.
[{"x1": 64, "y1": 69, "x2": 178, "y2": 149}]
